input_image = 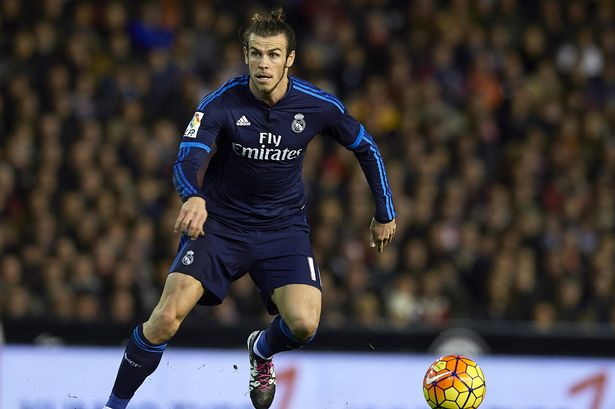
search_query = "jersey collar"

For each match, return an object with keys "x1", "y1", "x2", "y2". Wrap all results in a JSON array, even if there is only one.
[{"x1": 245, "y1": 75, "x2": 294, "y2": 108}]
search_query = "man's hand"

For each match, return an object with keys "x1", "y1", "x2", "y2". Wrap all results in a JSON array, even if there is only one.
[
  {"x1": 369, "y1": 217, "x2": 396, "y2": 253},
  {"x1": 174, "y1": 197, "x2": 207, "y2": 240}
]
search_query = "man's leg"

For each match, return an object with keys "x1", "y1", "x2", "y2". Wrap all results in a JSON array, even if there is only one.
[
  {"x1": 247, "y1": 284, "x2": 321, "y2": 409},
  {"x1": 104, "y1": 273, "x2": 204, "y2": 409}
]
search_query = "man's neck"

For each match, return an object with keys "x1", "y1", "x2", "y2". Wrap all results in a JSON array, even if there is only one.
[{"x1": 249, "y1": 75, "x2": 289, "y2": 106}]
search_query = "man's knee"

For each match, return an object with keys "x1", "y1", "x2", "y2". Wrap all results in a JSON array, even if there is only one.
[
  {"x1": 285, "y1": 315, "x2": 319, "y2": 341},
  {"x1": 144, "y1": 305, "x2": 186, "y2": 343},
  {"x1": 273, "y1": 284, "x2": 321, "y2": 341},
  {"x1": 143, "y1": 273, "x2": 203, "y2": 344}
]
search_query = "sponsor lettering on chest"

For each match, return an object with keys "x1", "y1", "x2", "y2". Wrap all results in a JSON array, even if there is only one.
[{"x1": 232, "y1": 132, "x2": 303, "y2": 161}]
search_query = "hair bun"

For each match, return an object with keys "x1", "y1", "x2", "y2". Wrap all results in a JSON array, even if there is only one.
[
  {"x1": 242, "y1": 6, "x2": 296, "y2": 52},
  {"x1": 270, "y1": 7, "x2": 285, "y2": 23}
]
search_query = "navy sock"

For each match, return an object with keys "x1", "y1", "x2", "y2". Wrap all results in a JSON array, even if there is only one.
[
  {"x1": 106, "y1": 324, "x2": 167, "y2": 409},
  {"x1": 254, "y1": 315, "x2": 316, "y2": 359}
]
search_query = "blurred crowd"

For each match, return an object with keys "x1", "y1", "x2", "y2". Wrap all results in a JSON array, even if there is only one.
[{"x1": 2, "y1": 0, "x2": 615, "y2": 333}]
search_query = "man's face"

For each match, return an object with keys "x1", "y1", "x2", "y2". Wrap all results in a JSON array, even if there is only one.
[{"x1": 244, "y1": 33, "x2": 295, "y2": 95}]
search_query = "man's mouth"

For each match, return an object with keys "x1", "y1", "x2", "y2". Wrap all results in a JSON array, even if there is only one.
[{"x1": 255, "y1": 73, "x2": 272, "y2": 83}]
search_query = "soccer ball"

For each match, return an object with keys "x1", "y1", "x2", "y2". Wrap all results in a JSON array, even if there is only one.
[{"x1": 422, "y1": 355, "x2": 486, "y2": 409}]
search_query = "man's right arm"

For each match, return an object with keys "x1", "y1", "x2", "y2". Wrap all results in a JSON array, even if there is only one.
[
  {"x1": 172, "y1": 106, "x2": 221, "y2": 239},
  {"x1": 172, "y1": 110, "x2": 219, "y2": 201}
]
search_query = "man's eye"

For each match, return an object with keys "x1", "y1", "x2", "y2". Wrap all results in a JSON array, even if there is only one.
[{"x1": 269, "y1": 53, "x2": 279, "y2": 59}]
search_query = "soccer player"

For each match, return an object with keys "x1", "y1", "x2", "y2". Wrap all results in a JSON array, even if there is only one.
[{"x1": 103, "y1": 8, "x2": 396, "y2": 409}]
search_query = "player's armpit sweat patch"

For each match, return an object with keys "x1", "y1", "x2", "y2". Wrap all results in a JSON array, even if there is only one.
[{"x1": 184, "y1": 112, "x2": 203, "y2": 138}]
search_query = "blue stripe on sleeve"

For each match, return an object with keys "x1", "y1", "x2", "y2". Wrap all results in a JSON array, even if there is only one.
[
  {"x1": 362, "y1": 134, "x2": 395, "y2": 219},
  {"x1": 197, "y1": 76, "x2": 246, "y2": 108},
  {"x1": 177, "y1": 165, "x2": 196, "y2": 194},
  {"x1": 197, "y1": 76, "x2": 248, "y2": 111},
  {"x1": 292, "y1": 77, "x2": 345, "y2": 108},
  {"x1": 173, "y1": 165, "x2": 188, "y2": 196},
  {"x1": 179, "y1": 142, "x2": 211, "y2": 153},
  {"x1": 174, "y1": 146, "x2": 206, "y2": 198},
  {"x1": 369, "y1": 146, "x2": 394, "y2": 220},
  {"x1": 368, "y1": 139, "x2": 395, "y2": 218},
  {"x1": 173, "y1": 170, "x2": 185, "y2": 196},
  {"x1": 347, "y1": 124, "x2": 365, "y2": 150},
  {"x1": 173, "y1": 163, "x2": 196, "y2": 196},
  {"x1": 292, "y1": 83, "x2": 345, "y2": 113}
]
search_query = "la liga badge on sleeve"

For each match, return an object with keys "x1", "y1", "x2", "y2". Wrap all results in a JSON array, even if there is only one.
[{"x1": 184, "y1": 112, "x2": 204, "y2": 138}]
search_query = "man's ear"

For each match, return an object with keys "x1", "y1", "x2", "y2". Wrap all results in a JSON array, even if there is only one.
[
  {"x1": 285, "y1": 50, "x2": 296, "y2": 68},
  {"x1": 243, "y1": 47, "x2": 249, "y2": 65}
]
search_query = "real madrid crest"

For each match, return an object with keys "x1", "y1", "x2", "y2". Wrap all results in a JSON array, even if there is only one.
[
  {"x1": 291, "y1": 113, "x2": 306, "y2": 133},
  {"x1": 182, "y1": 250, "x2": 194, "y2": 265}
]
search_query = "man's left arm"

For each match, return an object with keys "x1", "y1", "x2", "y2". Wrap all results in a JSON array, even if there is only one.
[{"x1": 323, "y1": 109, "x2": 396, "y2": 252}]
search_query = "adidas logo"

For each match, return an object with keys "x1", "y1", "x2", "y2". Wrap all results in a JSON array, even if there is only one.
[{"x1": 236, "y1": 115, "x2": 251, "y2": 126}]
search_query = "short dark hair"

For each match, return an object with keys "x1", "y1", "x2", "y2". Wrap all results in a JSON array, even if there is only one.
[{"x1": 242, "y1": 7, "x2": 296, "y2": 54}]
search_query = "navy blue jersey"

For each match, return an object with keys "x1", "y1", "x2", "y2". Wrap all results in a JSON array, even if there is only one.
[{"x1": 173, "y1": 75, "x2": 395, "y2": 230}]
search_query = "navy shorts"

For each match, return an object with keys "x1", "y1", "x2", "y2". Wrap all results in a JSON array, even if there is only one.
[{"x1": 168, "y1": 217, "x2": 322, "y2": 314}]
